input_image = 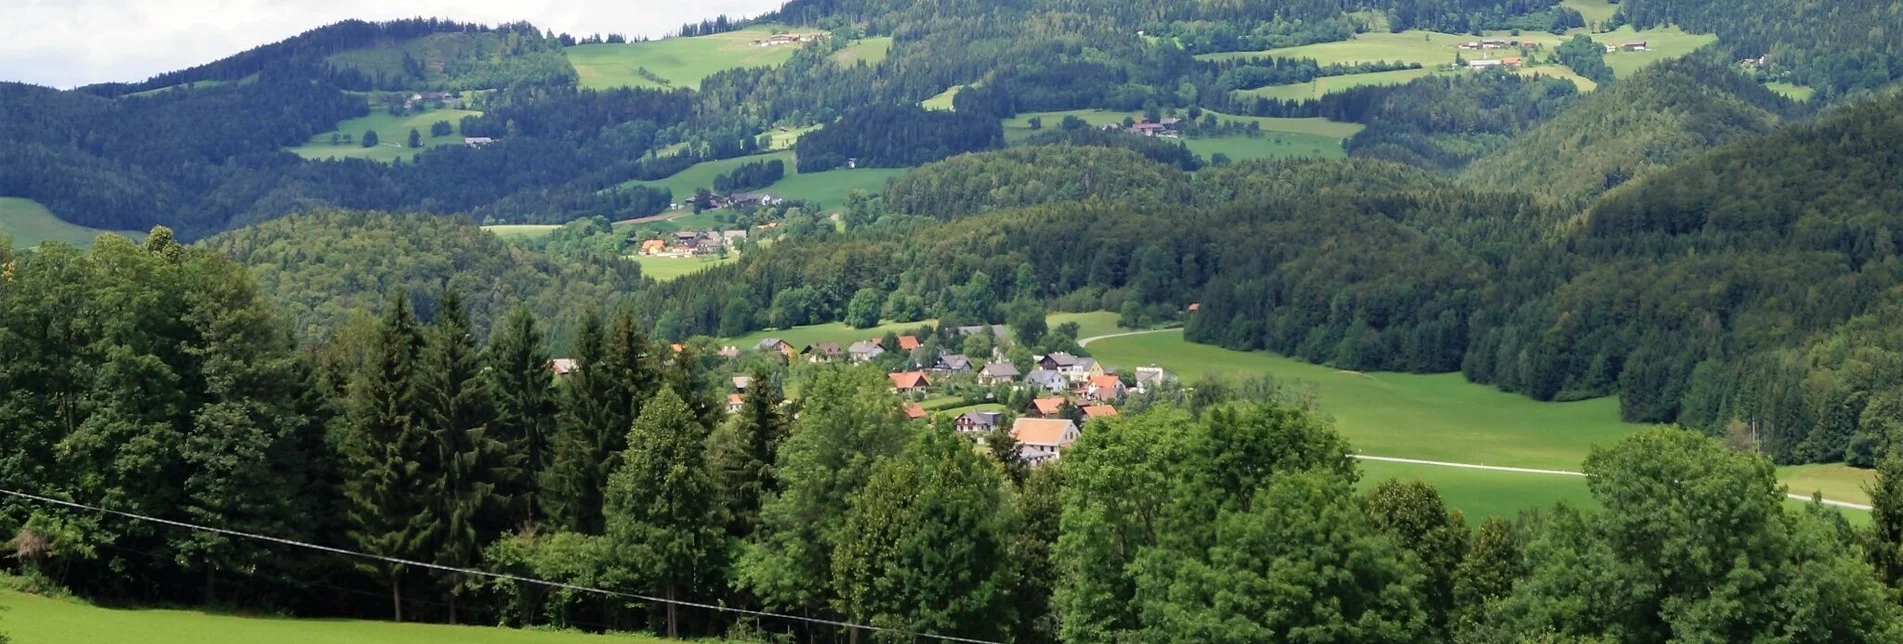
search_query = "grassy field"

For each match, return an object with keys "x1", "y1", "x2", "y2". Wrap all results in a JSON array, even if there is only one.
[
  {"x1": 1561, "y1": 0, "x2": 1621, "y2": 26},
  {"x1": 615, "y1": 151, "x2": 796, "y2": 201},
  {"x1": 482, "y1": 224, "x2": 562, "y2": 240},
  {"x1": 762, "y1": 167, "x2": 909, "y2": 208},
  {"x1": 1357, "y1": 460, "x2": 1598, "y2": 521},
  {"x1": 0, "y1": 591, "x2": 669, "y2": 644},
  {"x1": 1764, "y1": 81, "x2": 1816, "y2": 102},
  {"x1": 291, "y1": 107, "x2": 482, "y2": 163},
  {"x1": 1780, "y1": 463, "x2": 1876, "y2": 506},
  {"x1": 727, "y1": 320, "x2": 939, "y2": 350},
  {"x1": 767, "y1": 124, "x2": 821, "y2": 150},
  {"x1": 633, "y1": 254, "x2": 739, "y2": 281},
  {"x1": 1199, "y1": 31, "x2": 1479, "y2": 65},
  {"x1": 1050, "y1": 311, "x2": 1124, "y2": 341},
  {"x1": 922, "y1": 85, "x2": 964, "y2": 111},
  {"x1": 1515, "y1": 65, "x2": 1600, "y2": 91},
  {"x1": 567, "y1": 26, "x2": 815, "y2": 91},
  {"x1": 1595, "y1": 26, "x2": 1718, "y2": 78},
  {"x1": 1001, "y1": 109, "x2": 1356, "y2": 159},
  {"x1": 126, "y1": 79, "x2": 232, "y2": 97},
  {"x1": 1237, "y1": 68, "x2": 1445, "y2": 102},
  {"x1": 830, "y1": 37, "x2": 893, "y2": 66},
  {"x1": 0, "y1": 198, "x2": 139, "y2": 249}
]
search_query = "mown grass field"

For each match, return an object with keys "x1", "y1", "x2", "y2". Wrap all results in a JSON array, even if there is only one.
[
  {"x1": 1236, "y1": 67, "x2": 1445, "y2": 102},
  {"x1": 1561, "y1": 0, "x2": 1620, "y2": 27},
  {"x1": 482, "y1": 224, "x2": 562, "y2": 240},
  {"x1": 1001, "y1": 109, "x2": 1355, "y2": 160},
  {"x1": 727, "y1": 320, "x2": 940, "y2": 350},
  {"x1": 1765, "y1": 81, "x2": 1816, "y2": 102},
  {"x1": 0, "y1": 591, "x2": 672, "y2": 644},
  {"x1": 567, "y1": 26, "x2": 815, "y2": 91},
  {"x1": 1050, "y1": 311, "x2": 1124, "y2": 341},
  {"x1": 615, "y1": 152, "x2": 796, "y2": 201},
  {"x1": 1356, "y1": 460, "x2": 1598, "y2": 521},
  {"x1": 614, "y1": 151, "x2": 905, "y2": 213},
  {"x1": 1515, "y1": 65, "x2": 1600, "y2": 91},
  {"x1": 0, "y1": 198, "x2": 139, "y2": 249},
  {"x1": 1184, "y1": 133, "x2": 1347, "y2": 161},
  {"x1": 1780, "y1": 463, "x2": 1876, "y2": 506},
  {"x1": 291, "y1": 107, "x2": 481, "y2": 163},
  {"x1": 632, "y1": 254, "x2": 739, "y2": 282},
  {"x1": 830, "y1": 37, "x2": 893, "y2": 66},
  {"x1": 922, "y1": 85, "x2": 964, "y2": 111},
  {"x1": 1595, "y1": 26, "x2": 1718, "y2": 78}
]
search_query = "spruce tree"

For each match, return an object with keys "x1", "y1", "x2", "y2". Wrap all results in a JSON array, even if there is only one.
[
  {"x1": 605, "y1": 387, "x2": 726, "y2": 638},
  {"x1": 708, "y1": 368, "x2": 786, "y2": 540},
  {"x1": 339, "y1": 295, "x2": 433, "y2": 622},
  {"x1": 487, "y1": 305, "x2": 557, "y2": 527},
  {"x1": 415, "y1": 291, "x2": 505, "y2": 623},
  {"x1": 547, "y1": 309, "x2": 657, "y2": 534},
  {"x1": 1864, "y1": 455, "x2": 1903, "y2": 588}
]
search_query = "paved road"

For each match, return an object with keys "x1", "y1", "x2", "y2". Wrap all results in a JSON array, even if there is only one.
[
  {"x1": 1354, "y1": 454, "x2": 1873, "y2": 511},
  {"x1": 1077, "y1": 328, "x2": 1175, "y2": 347}
]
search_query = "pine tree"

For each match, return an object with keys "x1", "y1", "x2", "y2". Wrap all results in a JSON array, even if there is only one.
[
  {"x1": 415, "y1": 291, "x2": 505, "y2": 623},
  {"x1": 605, "y1": 388, "x2": 726, "y2": 638},
  {"x1": 339, "y1": 295, "x2": 433, "y2": 622},
  {"x1": 487, "y1": 305, "x2": 556, "y2": 527},
  {"x1": 709, "y1": 368, "x2": 786, "y2": 540},
  {"x1": 664, "y1": 344, "x2": 722, "y2": 430},
  {"x1": 547, "y1": 310, "x2": 658, "y2": 534},
  {"x1": 408, "y1": 128, "x2": 423, "y2": 148},
  {"x1": 1864, "y1": 456, "x2": 1903, "y2": 588}
]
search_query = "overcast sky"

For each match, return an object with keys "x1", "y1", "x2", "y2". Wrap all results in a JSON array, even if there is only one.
[{"x1": 1, "y1": 0, "x2": 788, "y2": 89}]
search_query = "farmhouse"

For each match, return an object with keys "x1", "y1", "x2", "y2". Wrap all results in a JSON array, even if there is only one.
[
  {"x1": 1133, "y1": 366, "x2": 1176, "y2": 393},
  {"x1": 1622, "y1": 40, "x2": 1649, "y2": 51},
  {"x1": 1082, "y1": 405, "x2": 1119, "y2": 421},
  {"x1": 1084, "y1": 374, "x2": 1126, "y2": 403},
  {"x1": 639, "y1": 239, "x2": 668, "y2": 255},
  {"x1": 979, "y1": 361, "x2": 1021, "y2": 385},
  {"x1": 803, "y1": 342, "x2": 844, "y2": 363},
  {"x1": 933, "y1": 354, "x2": 973, "y2": 375},
  {"x1": 1030, "y1": 397, "x2": 1066, "y2": 418},
  {"x1": 890, "y1": 371, "x2": 932, "y2": 393},
  {"x1": 1038, "y1": 352, "x2": 1080, "y2": 371},
  {"x1": 1468, "y1": 59, "x2": 1506, "y2": 70},
  {"x1": 755, "y1": 337, "x2": 796, "y2": 359},
  {"x1": 728, "y1": 193, "x2": 782, "y2": 208},
  {"x1": 1013, "y1": 418, "x2": 1081, "y2": 465},
  {"x1": 848, "y1": 340, "x2": 885, "y2": 362},
  {"x1": 897, "y1": 335, "x2": 922, "y2": 351},
  {"x1": 727, "y1": 394, "x2": 745, "y2": 414}
]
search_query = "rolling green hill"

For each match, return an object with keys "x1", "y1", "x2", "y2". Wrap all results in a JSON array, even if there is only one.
[
  {"x1": 0, "y1": 198, "x2": 140, "y2": 249},
  {"x1": 291, "y1": 106, "x2": 482, "y2": 162},
  {"x1": 324, "y1": 30, "x2": 576, "y2": 90},
  {"x1": 567, "y1": 26, "x2": 821, "y2": 90}
]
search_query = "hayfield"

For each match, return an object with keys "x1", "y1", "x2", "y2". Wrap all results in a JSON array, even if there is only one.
[
  {"x1": 1001, "y1": 109, "x2": 1356, "y2": 160},
  {"x1": 1184, "y1": 133, "x2": 1346, "y2": 161},
  {"x1": 614, "y1": 151, "x2": 796, "y2": 201},
  {"x1": 0, "y1": 198, "x2": 140, "y2": 249},
  {"x1": 614, "y1": 151, "x2": 906, "y2": 214},
  {"x1": 726, "y1": 319, "x2": 940, "y2": 350},
  {"x1": 830, "y1": 37, "x2": 893, "y2": 65},
  {"x1": 567, "y1": 26, "x2": 816, "y2": 91},
  {"x1": 0, "y1": 591, "x2": 676, "y2": 644},
  {"x1": 632, "y1": 254, "x2": 740, "y2": 282},
  {"x1": 291, "y1": 107, "x2": 482, "y2": 163},
  {"x1": 1765, "y1": 81, "x2": 1816, "y2": 102},
  {"x1": 1235, "y1": 67, "x2": 1444, "y2": 102},
  {"x1": 481, "y1": 224, "x2": 562, "y2": 240},
  {"x1": 922, "y1": 85, "x2": 964, "y2": 111}
]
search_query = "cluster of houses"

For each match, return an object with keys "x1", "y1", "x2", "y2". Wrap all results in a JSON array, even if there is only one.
[
  {"x1": 1459, "y1": 38, "x2": 1532, "y2": 50},
  {"x1": 640, "y1": 229, "x2": 749, "y2": 256},
  {"x1": 753, "y1": 33, "x2": 827, "y2": 47},
  {"x1": 1103, "y1": 118, "x2": 1184, "y2": 138}
]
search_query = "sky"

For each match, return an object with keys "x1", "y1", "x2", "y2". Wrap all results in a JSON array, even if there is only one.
[{"x1": 0, "y1": 0, "x2": 788, "y2": 89}]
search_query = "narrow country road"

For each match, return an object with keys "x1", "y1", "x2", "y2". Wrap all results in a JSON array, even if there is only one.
[
  {"x1": 1354, "y1": 454, "x2": 1873, "y2": 511},
  {"x1": 1078, "y1": 327, "x2": 1176, "y2": 347}
]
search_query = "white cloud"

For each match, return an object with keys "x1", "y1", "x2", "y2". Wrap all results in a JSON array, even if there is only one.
[{"x1": 0, "y1": 0, "x2": 786, "y2": 88}]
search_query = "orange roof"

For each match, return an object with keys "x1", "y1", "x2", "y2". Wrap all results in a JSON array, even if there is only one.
[
  {"x1": 890, "y1": 371, "x2": 931, "y2": 389},
  {"x1": 1082, "y1": 405, "x2": 1118, "y2": 419},
  {"x1": 1013, "y1": 418, "x2": 1077, "y2": 446},
  {"x1": 903, "y1": 403, "x2": 927, "y2": 419},
  {"x1": 898, "y1": 335, "x2": 921, "y2": 350},
  {"x1": 670, "y1": 343, "x2": 685, "y2": 353},
  {"x1": 640, "y1": 239, "x2": 666, "y2": 251},
  {"x1": 1187, "y1": 302, "x2": 1200, "y2": 312},
  {"x1": 1089, "y1": 374, "x2": 1122, "y2": 391},
  {"x1": 1502, "y1": 56, "x2": 1522, "y2": 64},
  {"x1": 729, "y1": 393, "x2": 745, "y2": 406},
  {"x1": 1032, "y1": 397, "x2": 1065, "y2": 416}
]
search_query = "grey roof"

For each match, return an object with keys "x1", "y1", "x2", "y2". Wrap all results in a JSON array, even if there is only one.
[
  {"x1": 1043, "y1": 352, "x2": 1080, "y2": 367},
  {"x1": 755, "y1": 337, "x2": 786, "y2": 351},
  {"x1": 1027, "y1": 368, "x2": 1067, "y2": 388},
  {"x1": 1074, "y1": 357, "x2": 1098, "y2": 372},
  {"x1": 957, "y1": 411, "x2": 1004, "y2": 428},
  {"x1": 981, "y1": 362, "x2": 1020, "y2": 377},
  {"x1": 805, "y1": 342, "x2": 843, "y2": 355},
  {"x1": 1135, "y1": 366, "x2": 1174, "y2": 384},
  {"x1": 733, "y1": 375, "x2": 753, "y2": 389},
  {"x1": 849, "y1": 340, "x2": 885, "y2": 355},
  {"x1": 955, "y1": 324, "x2": 1008, "y2": 337},
  {"x1": 937, "y1": 354, "x2": 972, "y2": 371}
]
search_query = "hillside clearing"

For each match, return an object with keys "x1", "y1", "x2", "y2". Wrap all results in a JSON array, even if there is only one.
[
  {"x1": 481, "y1": 224, "x2": 562, "y2": 240},
  {"x1": 1765, "y1": 81, "x2": 1815, "y2": 102},
  {"x1": 291, "y1": 107, "x2": 481, "y2": 163},
  {"x1": 0, "y1": 591, "x2": 674, "y2": 644},
  {"x1": 1237, "y1": 67, "x2": 1444, "y2": 102},
  {"x1": 613, "y1": 151, "x2": 796, "y2": 201},
  {"x1": 1001, "y1": 109, "x2": 1359, "y2": 159},
  {"x1": 830, "y1": 37, "x2": 893, "y2": 65},
  {"x1": 922, "y1": 85, "x2": 964, "y2": 111},
  {"x1": 567, "y1": 26, "x2": 816, "y2": 91},
  {"x1": 0, "y1": 198, "x2": 140, "y2": 249},
  {"x1": 632, "y1": 254, "x2": 739, "y2": 282},
  {"x1": 613, "y1": 151, "x2": 905, "y2": 214}
]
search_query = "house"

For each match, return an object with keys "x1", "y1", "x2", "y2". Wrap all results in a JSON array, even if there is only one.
[
  {"x1": 1133, "y1": 366, "x2": 1175, "y2": 393},
  {"x1": 717, "y1": 346, "x2": 741, "y2": 359},
  {"x1": 1501, "y1": 56, "x2": 1522, "y2": 67},
  {"x1": 549, "y1": 358, "x2": 580, "y2": 377},
  {"x1": 979, "y1": 362, "x2": 1021, "y2": 385},
  {"x1": 803, "y1": 342, "x2": 844, "y2": 363},
  {"x1": 1480, "y1": 38, "x2": 1507, "y2": 48},
  {"x1": 1038, "y1": 352, "x2": 1081, "y2": 371},
  {"x1": 727, "y1": 394, "x2": 746, "y2": 414},
  {"x1": 755, "y1": 338, "x2": 796, "y2": 359},
  {"x1": 848, "y1": 340, "x2": 886, "y2": 362},
  {"x1": 1085, "y1": 374, "x2": 1126, "y2": 403},
  {"x1": 674, "y1": 231, "x2": 704, "y2": 246},
  {"x1": 954, "y1": 324, "x2": 1009, "y2": 337},
  {"x1": 464, "y1": 136, "x2": 495, "y2": 147},
  {"x1": 890, "y1": 371, "x2": 932, "y2": 393},
  {"x1": 1012, "y1": 418, "x2": 1081, "y2": 465},
  {"x1": 955, "y1": 411, "x2": 1005, "y2": 435},
  {"x1": 669, "y1": 343, "x2": 685, "y2": 354},
  {"x1": 732, "y1": 375, "x2": 753, "y2": 391},
  {"x1": 1622, "y1": 40, "x2": 1649, "y2": 51},
  {"x1": 1030, "y1": 397, "x2": 1066, "y2": 418},
  {"x1": 694, "y1": 237, "x2": 724, "y2": 255},
  {"x1": 933, "y1": 354, "x2": 972, "y2": 375},
  {"x1": 903, "y1": 403, "x2": 928, "y2": 421},
  {"x1": 897, "y1": 335, "x2": 921, "y2": 351},
  {"x1": 721, "y1": 230, "x2": 749, "y2": 246},
  {"x1": 1468, "y1": 59, "x2": 1505, "y2": 70},
  {"x1": 639, "y1": 239, "x2": 668, "y2": 255},
  {"x1": 1082, "y1": 405, "x2": 1119, "y2": 421},
  {"x1": 1459, "y1": 41, "x2": 1480, "y2": 50},
  {"x1": 1026, "y1": 368, "x2": 1068, "y2": 394},
  {"x1": 1187, "y1": 302, "x2": 1200, "y2": 313},
  {"x1": 1065, "y1": 358, "x2": 1104, "y2": 384},
  {"x1": 728, "y1": 193, "x2": 782, "y2": 208}
]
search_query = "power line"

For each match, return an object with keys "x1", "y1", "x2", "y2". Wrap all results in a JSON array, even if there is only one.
[{"x1": 0, "y1": 487, "x2": 1002, "y2": 644}]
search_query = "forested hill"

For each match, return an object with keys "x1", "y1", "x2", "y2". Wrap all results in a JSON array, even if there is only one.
[
  {"x1": 1465, "y1": 92, "x2": 1903, "y2": 465},
  {"x1": 1613, "y1": 0, "x2": 1903, "y2": 100},
  {"x1": 1461, "y1": 58, "x2": 1803, "y2": 202}
]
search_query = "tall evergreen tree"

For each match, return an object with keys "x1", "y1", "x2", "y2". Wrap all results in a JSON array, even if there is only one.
[
  {"x1": 415, "y1": 291, "x2": 505, "y2": 623},
  {"x1": 1863, "y1": 455, "x2": 1903, "y2": 588},
  {"x1": 605, "y1": 387, "x2": 726, "y2": 638},
  {"x1": 708, "y1": 368, "x2": 786, "y2": 541},
  {"x1": 487, "y1": 305, "x2": 557, "y2": 528},
  {"x1": 338, "y1": 295, "x2": 433, "y2": 622},
  {"x1": 547, "y1": 309, "x2": 658, "y2": 534}
]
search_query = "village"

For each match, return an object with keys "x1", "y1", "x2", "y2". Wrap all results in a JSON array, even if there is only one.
[{"x1": 550, "y1": 324, "x2": 1178, "y2": 468}]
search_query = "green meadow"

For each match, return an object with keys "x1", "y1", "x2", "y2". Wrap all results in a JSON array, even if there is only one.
[
  {"x1": 291, "y1": 107, "x2": 482, "y2": 163},
  {"x1": 1560, "y1": 0, "x2": 1621, "y2": 26},
  {"x1": 830, "y1": 37, "x2": 893, "y2": 66},
  {"x1": 0, "y1": 198, "x2": 140, "y2": 249},
  {"x1": 922, "y1": 85, "x2": 964, "y2": 110},
  {"x1": 614, "y1": 151, "x2": 796, "y2": 201},
  {"x1": 1355, "y1": 459, "x2": 1598, "y2": 521},
  {"x1": 614, "y1": 150, "x2": 906, "y2": 213},
  {"x1": 481, "y1": 224, "x2": 562, "y2": 240},
  {"x1": 1594, "y1": 26, "x2": 1718, "y2": 78},
  {"x1": 726, "y1": 320, "x2": 940, "y2": 350},
  {"x1": 126, "y1": 78, "x2": 234, "y2": 97},
  {"x1": 633, "y1": 254, "x2": 740, "y2": 282},
  {"x1": 567, "y1": 26, "x2": 816, "y2": 91},
  {"x1": 1765, "y1": 81, "x2": 1816, "y2": 102},
  {"x1": 1236, "y1": 67, "x2": 1444, "y2": 102},
  {"x1": 0, "y1": 591, "x2": 673, "y2": 644},
  {"x1": 1001, "y1": 109, "x2": 1357, "y2": 160}
]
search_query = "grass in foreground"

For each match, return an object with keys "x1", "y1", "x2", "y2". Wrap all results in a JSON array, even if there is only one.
[
  {"x1": 0, "y1": 198, "x2": 140, "y2": 249},
  {"x1": 0, "y1": 591, "x2": 668, "y2": 644},
  {"x1": 632, "y1": 254, "x2": 739, "y2": 282},
  {"x1": 567, "y1": 26, "x2": 814, "y2": 91},
  {"x1": 291, "y1": 107, "x2": 482, "y2": 163}
]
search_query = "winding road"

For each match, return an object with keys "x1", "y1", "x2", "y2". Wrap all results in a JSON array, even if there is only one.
[{"x1": 1077, "y1": 329, "x2": 1875, "y2": 512}]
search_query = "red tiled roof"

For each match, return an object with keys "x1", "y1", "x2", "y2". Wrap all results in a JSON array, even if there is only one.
[
  {"x1": 1013, "y1": 418, "x2": 1077, "y2": 446},
  {"x1": 898, "y1": 335, "x2": 921, "y2": 350},
  {"x1": 1089, "y1": 374, "x2": 1122, "y2": 391},
  {"x1": 1032, "y1": 397, "x2": 1065, "y2": 416},
  {"x1": 890, "y1": 371, "x2": 931, "y2": 389},
  {"x1": 1082, "y1": 405, "x2": 1118, "y2": 419},
  {"x1": 729, "y1": 393, "x2": 745, "y2": 406},
  {"x1": 904, "y1": 403, "x2": 927, "y2": 419}
]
